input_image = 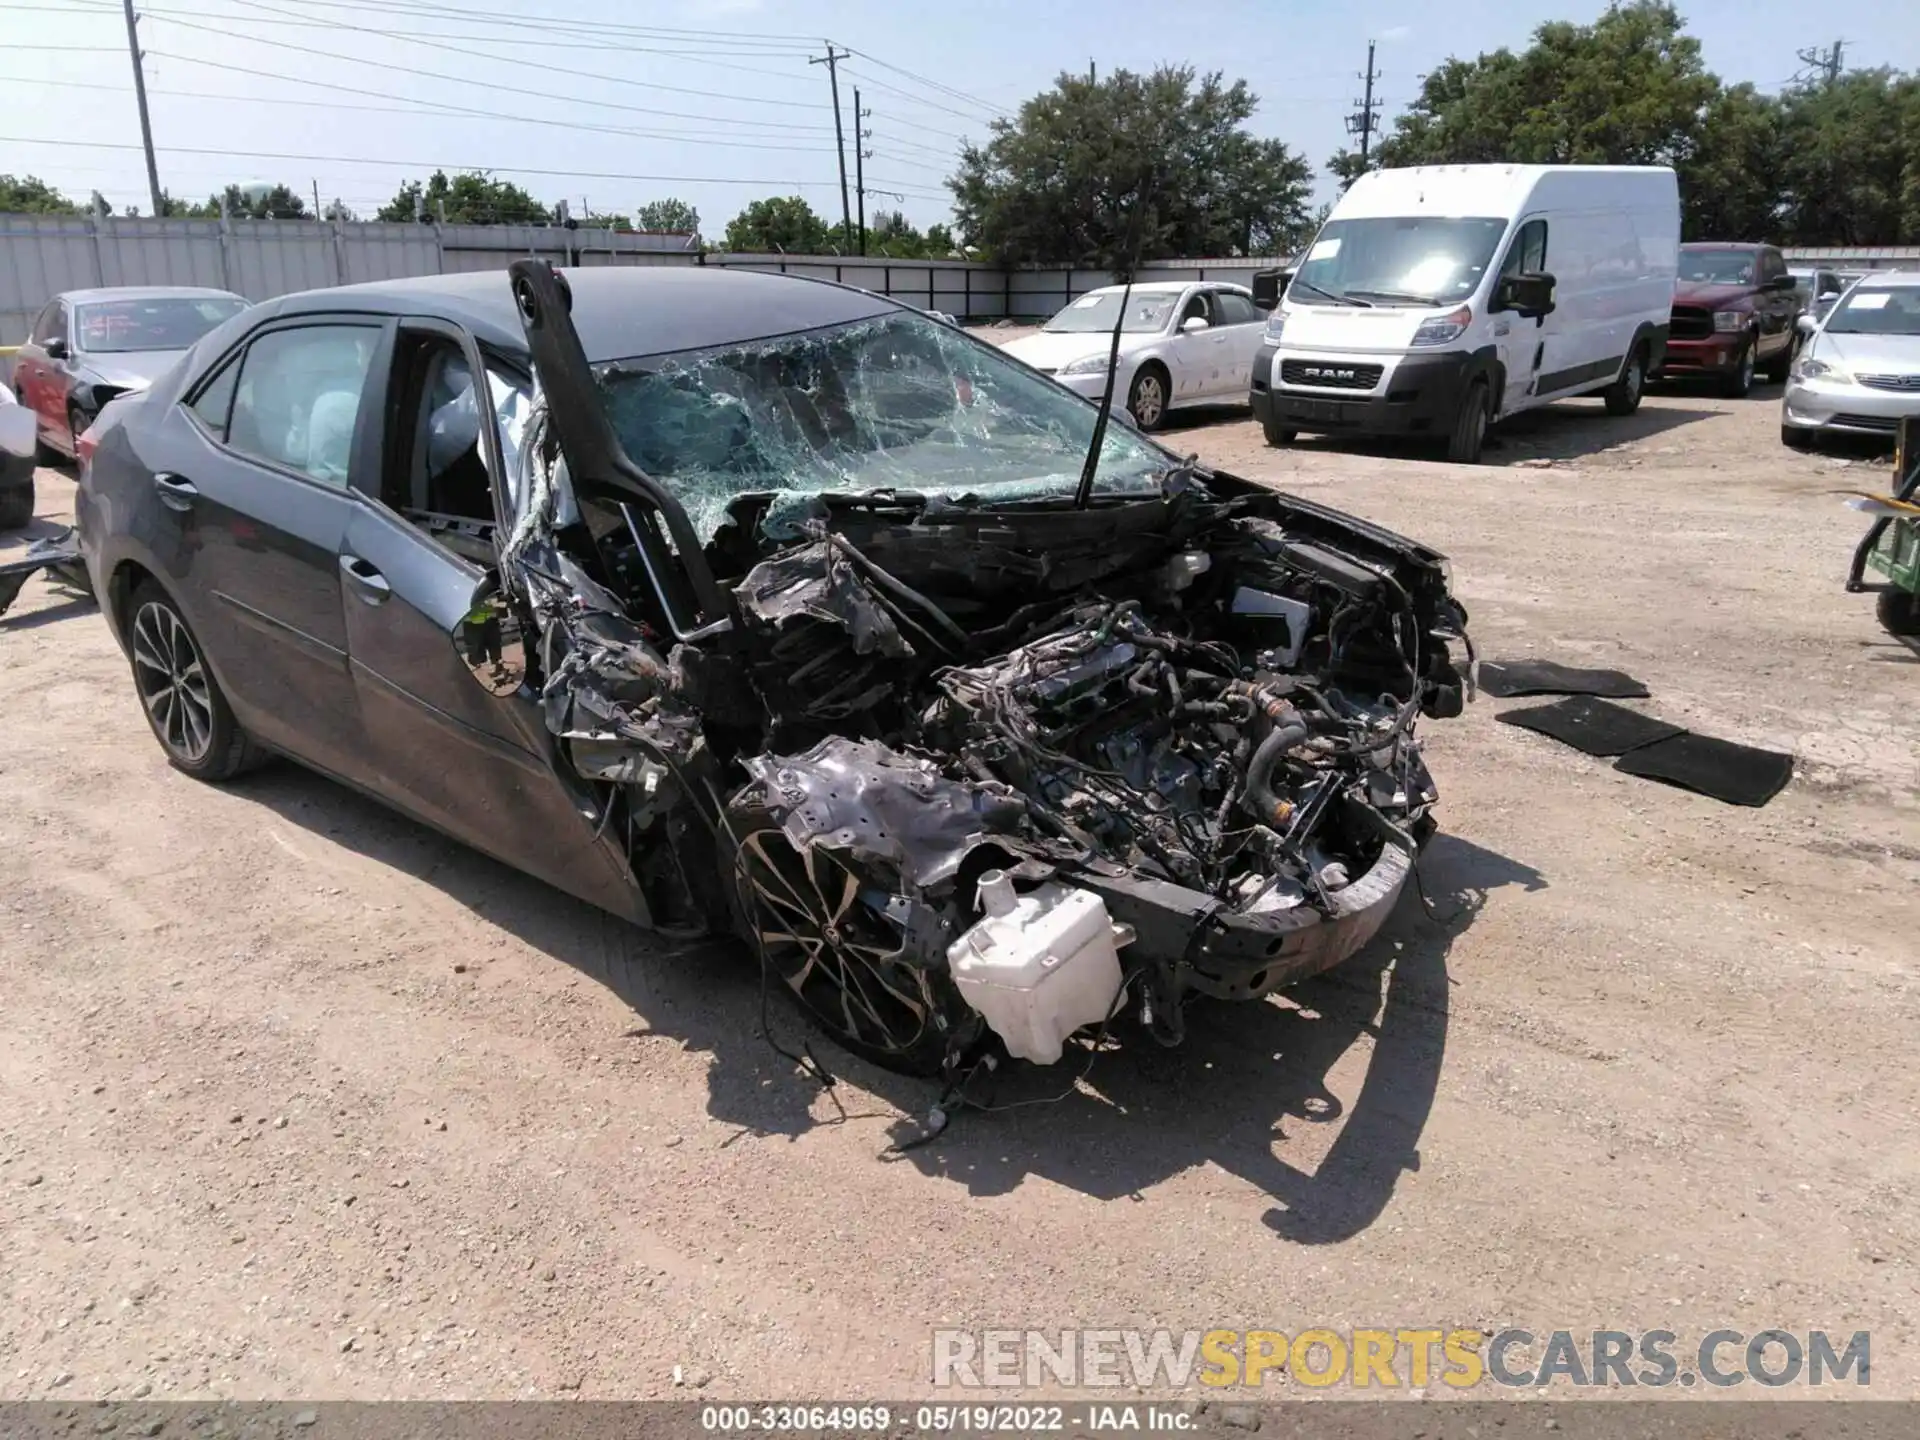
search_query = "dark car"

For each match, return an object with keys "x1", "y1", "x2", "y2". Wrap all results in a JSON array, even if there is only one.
[
  {"x1": 12, "y1": 286, "x2": 249, "y2": 463},
  {"x1": 1659, "y1": 243, "x2": 1803, "y2": 396},
  {"x1": 75, "y1": 263, "x2": 1472, "y2": 1079}
]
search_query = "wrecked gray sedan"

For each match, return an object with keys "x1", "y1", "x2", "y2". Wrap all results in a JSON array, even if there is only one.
[{"x1": 75, "y1": 261, "x2": 1471, "y2": 1079}]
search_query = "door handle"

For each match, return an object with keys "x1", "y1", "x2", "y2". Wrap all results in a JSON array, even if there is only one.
[
  {"x1": 340, "y1": 553, "x2": 392, "y2": 605},
  {"x1": 153, "y1": 472, "x2": 198, "y2": 512}
]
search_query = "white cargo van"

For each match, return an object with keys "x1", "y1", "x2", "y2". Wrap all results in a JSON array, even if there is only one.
[{"x1": 1250, "y1": 164, "x2": 1681, "y2": 463}]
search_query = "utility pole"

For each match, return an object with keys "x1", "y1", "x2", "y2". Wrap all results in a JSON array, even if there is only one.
[
  {"x1": 1795, "y1": 39, "x2": 1846, "y2": 86},
  {"x1": 853, "y1": 88, "x2": 872, "y2": 256},
  {"x1": 811, "y1": 43, "x2": 853, "y2": 251},
  {"x1": 1345, "y1": 40, "x2": 1382, "y2": 168},
  {"x1": 120, "y1": 0, "x2": 162, "y2": 216},
  {"x1": 1089, "y1": 60, "x2": 1097, "y2": 84},
  {"x1": 312, "y1": 179, "x2": 321, "y2": 219}
]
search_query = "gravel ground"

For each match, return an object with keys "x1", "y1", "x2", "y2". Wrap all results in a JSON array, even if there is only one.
[{"x1": 1, "y1": 378, "x2": 1916, "y2": 1402}]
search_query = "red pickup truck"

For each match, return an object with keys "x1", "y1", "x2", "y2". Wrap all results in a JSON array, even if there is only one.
[{"x1": 1658, "y1": 242, "x2": 1804, "y2": 397}]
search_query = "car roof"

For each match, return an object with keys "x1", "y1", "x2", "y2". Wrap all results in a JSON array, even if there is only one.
[
  {"x1": 251, "y1": 266, "x2": 900, "y2": 363},
  {"x1": 1852, "y1": 270, "x2": 1920, "y2": 289},
  {"x1": 1080, "y1": 281, "x2": 1231, "y2": 297},
  {"x1": 59, "y1": 286, "x2": 246, "y2": 304},
  {"x1": 1681, "y1": 241, "x2": 1767, "y2": 251}
]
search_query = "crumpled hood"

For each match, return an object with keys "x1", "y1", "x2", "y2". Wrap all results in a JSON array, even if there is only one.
[
  {"x1": 1672, "y1": 281, "x2": 1756, "y2": 310},
  {"x1": 1813, "y1": 331, "x2": 1920, "y2": 376},
  {"x1": 78, "y1": 350, "x2": 185, "y2": 393},
  {"x1": 1002, "y1": 330, "x2": 1153, "y2": 373}
]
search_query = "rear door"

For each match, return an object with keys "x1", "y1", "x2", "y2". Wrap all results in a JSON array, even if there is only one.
[
  {"x1": 161, "y1": 315, "x2": 385, "y2": 782},
  {"x1": 1210, "y1": 289, "x2": 1268, "y2": 396},
  {"x1": 1758, "y1": 248, "x2": 1796, "y2": 356},
  {"x1": 337, "y1": 318, "x2": 645, "y2": 921}
]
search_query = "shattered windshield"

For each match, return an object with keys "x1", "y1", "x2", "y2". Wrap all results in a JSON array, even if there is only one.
[{"x1": 597, "y1": 310, "x2": 1171, "y2": 540}]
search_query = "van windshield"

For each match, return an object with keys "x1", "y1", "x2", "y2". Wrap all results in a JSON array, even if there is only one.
[{"x1": 1291, "y1": 217, "x2": 1507, "y2": 306}]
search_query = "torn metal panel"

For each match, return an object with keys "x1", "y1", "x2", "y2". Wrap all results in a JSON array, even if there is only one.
[
  {"x1": 742, "y1": 737, "x2": 1030, "y2": 890},
  {"x1": 0, "y1": 528, "x2": 87, "y2": 618}
]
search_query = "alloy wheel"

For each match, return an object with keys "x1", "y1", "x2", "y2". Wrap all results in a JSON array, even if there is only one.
[
  {"x1": 131, "y1": 601, "x2": 214, "y2": 764},
  {"x1": 736, "y1": 824, "x2": 939, "y2": 1061},
  {"x1": 1131, "y1": 373, "x2": 1165, "y2": 428}
]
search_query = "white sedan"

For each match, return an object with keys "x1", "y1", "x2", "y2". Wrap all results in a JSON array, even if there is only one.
[{"x1": 1001, "y1": 281, "x2": 1269, "y2": 431}]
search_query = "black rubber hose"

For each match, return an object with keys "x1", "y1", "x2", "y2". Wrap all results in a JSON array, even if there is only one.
[{"x1": 1243, "y1": 713, "x2": 1312, "y2": 828}]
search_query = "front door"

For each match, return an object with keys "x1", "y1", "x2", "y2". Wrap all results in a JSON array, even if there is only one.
[
  {"x1": 1492, "y1": 217, "x2": 1549, "y2": 413},
  {"x1": 1165, "y1": 289, "x2": 1218, "y2": 399},
  {"x1": 337, "y1": 322, "x2": 644, "y2": 921},
  {"x1": 151, "y1": 316, "x2": 385, "y2": 782}
]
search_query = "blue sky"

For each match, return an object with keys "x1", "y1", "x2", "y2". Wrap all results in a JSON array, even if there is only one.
[{"x1": 5, "y1": 0, "x2": 1917, "y2": 238}]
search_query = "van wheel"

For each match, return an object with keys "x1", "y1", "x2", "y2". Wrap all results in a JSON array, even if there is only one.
[
  {"x1": 1724, "y1": 337, "x2": 1756, "y2": 398},
  {"x1": 1603, "y1": 347, "x2": 1646, "y2": 416},
  {"x1": 1445, "y1": 379, "x2": 1491, "y2": 464},
  {"x1": 1262, "y1": 416, "x2": 1297, "y2": 447},
  {"x1": 0, "y1": 476, "x2": 32, "y2": 530}
]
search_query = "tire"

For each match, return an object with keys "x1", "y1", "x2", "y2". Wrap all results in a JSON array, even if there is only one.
[
  {"x1": 1781, "y1": 424, "x2": 1815, "y2": 452},
  {"x1": 124, "y1": 580, "x2": 268, "y2": 781},
  {"x1": 1879, "y1": 587, "x2": 1920, "y2": 637},
  {"x1": 66, "y1": 403, "x2": 88, "y2": 464},
  {"x1": 1762, "y1": 338, "x2": 1794, "y2": 384},
  {"x1": 1126, "y1": 365, "x2": 1170, "y2": 432},
  {"x1": 1261, "y1": 415, "x2": 1297, "y2": 447},
  {"x1": 724, "y1": 790, "x2": 953, "y2": 1076},
  {"x1": 1445, "y1": 378, "x2": 1491, "y2": 464},
  {"x1": 1724, "y1": 337, "x2": 1756, "y2": 398},
  {"x1": 1603, "y1": 346, "x2": 1646, "y2": 416},
  {"x1": 0, "y1": 476, "x2": 31, "y2": 530}
]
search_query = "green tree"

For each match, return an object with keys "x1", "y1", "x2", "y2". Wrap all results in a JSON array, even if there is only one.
[
  {"x1": 0, "y1": 174, "x2": 80, "y2": 214},
  {"x1": 636, "y1": 197, "x2": 700, "y2": 234},
  {"x1": 377, "y1": 171, "x2": 548, "y2": 224},
  {"x1": 1677, "y1": 82, "x2": 1785, "y2": 240},
  {"x1": 1325, "y1": 148, "x2": 1375, "y2": 191},
  {"x1": 216, "y1": 184, "x2": 309, "y2": 220},
  {"x1": 924, "y1": 222, "x2": 957, "y2": 256},
  {"x1": 949, "y1": 65, "x2": 1313, "y2": 268},
  {"x1": 1376, "y1": 2, "x2": 1716, "y2": 169},
  {"x1": 1773, "y1": 70, "x2": 1920, "y2": 246},
  {"x1": 723, "y1": 195, "x2": 831, "y2": 253}
]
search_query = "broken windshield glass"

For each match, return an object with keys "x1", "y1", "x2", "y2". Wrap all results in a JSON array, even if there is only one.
[{"x1": 597, "y1": 311, "x2": 1170, "y2": 541}]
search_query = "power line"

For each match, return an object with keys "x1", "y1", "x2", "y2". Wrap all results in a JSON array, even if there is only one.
[
  {"x1": 836, "y1": 45, "x2": 1008, "y2": 117},
  {"x1": 143, "y1": 47, "x2": 845, "y2": 137},
  {"x1": 0, "y1": 134, "x2": 953, "y2": 198},
  {"x1": 145, "y1": 0, "x2": 834, "y2": 112},
  {"x1": 0, "y1": 72, "x2": 860, "y2": 155}
]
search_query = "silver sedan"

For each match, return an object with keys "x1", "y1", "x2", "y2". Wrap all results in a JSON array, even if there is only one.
[{"x1": 1782, "y1": 271, "x2": 1920, "y2": 448}]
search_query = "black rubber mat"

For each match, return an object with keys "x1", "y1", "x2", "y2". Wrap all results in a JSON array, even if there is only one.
[
  {"x1": 1480, "y1": 659, "x2": 1651, "y2": 699},
  {"x1": 1496, "y1": 696, "x2": 1685, "y2": 757},
  {"x1": 1613, "y1": 733, "x2": 1795, "y2": 808}
]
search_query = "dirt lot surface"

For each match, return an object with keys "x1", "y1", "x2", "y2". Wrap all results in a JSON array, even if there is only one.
[{"x1": 3, "y1": 380, "x2": 1917, "y2": 1403}]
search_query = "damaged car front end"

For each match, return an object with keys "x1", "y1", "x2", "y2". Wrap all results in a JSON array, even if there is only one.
[{"x1": 497, "y1": 260, "x2": 1473, "y2": 1077}]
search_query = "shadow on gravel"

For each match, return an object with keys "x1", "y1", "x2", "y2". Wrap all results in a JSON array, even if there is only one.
[
  {"x1": 1280, "y1": 397, "x2": 1722, "y2": 467},
  {"x1": 236, "y1": 765, "x2": 1543, "y2": 1244}
]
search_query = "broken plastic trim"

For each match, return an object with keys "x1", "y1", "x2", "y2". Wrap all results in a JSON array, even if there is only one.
[{"x1": 506, "y1": 259, "x2": 734, "y2": 641}]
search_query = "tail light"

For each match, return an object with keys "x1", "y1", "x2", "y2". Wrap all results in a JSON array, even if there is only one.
[{"x1": 76, "y1": 418, "x2": 102, "y2": 466}]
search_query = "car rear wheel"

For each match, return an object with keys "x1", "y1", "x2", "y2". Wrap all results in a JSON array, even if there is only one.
[
  {"x1": 1603, "y1": 346, "x2": 1646, "y2": 416},
  {"x1": 1445, "y1": 378, "x2": 1491, "y2": 464},
  {"x1": 1127, "y1": 365, "x2": 1169, "y2": 432},
  {"x1": 126, "y1": 580, "x2": 267, "y2": 781},
  {"x1": 725, "y1": 792, "x2": 951, "y2": 1075},
  {"x1": 1724, "y1": 338, "x2": 1756, "y2": 398}
]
